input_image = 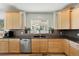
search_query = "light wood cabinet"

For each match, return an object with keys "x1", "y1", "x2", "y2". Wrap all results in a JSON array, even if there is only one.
[
  {"x1": 48, "y1": 39, "x2": 64, "y2": 53},
  {"x1": 57, "y1": 6, "x2": 79, "y2": 29},
  {"x1": 5, "y1": 12, "x2": 23, "y2": 29},
  {"x1": 32, "y1": 39, "x2": 79, "y2": 55},
  {"x1": 63, "y1": 39, "x2": 79, "y2": 56},
  {"x1": 71, "y1": 8, "x2": 79, "y2": 29},
  {"x1": 0, "y1": 39, "x2": 8, "y2": 53},
  {"x1": 69, "y1": 45, "x2": 79, "y2": 56},
  {"x1": 32, "y1": 39, "x2": 40, "y2": 53},
  {"x1": 40, "y1": 39, "x2": 48, "y2": 53},
  {"x1": 8, "y1": 39, "x2": 20, "y2": 53},
  {"x1": 63, "y1": 39, "x2": 70, "y2": 55},
  {"x1": 57, "y1": 12, "x2": 62, "y2": 29},
  {"x1": 69, "y1": 40, "x2": 79, "y2": 56},
  {"x1": 32, "y1": 39, "x2": 65, "y2": 54},
  {"x1": 32, "y1": 39, "x2": 48, "y2": 53},
  {"x1": 61, "y1": 9, "x2": 71, "y2": 29},
  {"x1": 57, "y1": 8, "x2": 71, "y2": 29}
]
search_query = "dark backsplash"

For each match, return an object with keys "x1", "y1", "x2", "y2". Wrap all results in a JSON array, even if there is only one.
[
  {"x1": 59, "y1": 29, "x2": 79, "y2": 39},
  {"x1": 10, "y1": 29, "x2": 79, "y2": 42},
  {"x1": 10, "y1": 29, "x2": 60, "y2": 38},
  {"x1": 10, "y1": 29, "x2": 25, "y2": 37}
]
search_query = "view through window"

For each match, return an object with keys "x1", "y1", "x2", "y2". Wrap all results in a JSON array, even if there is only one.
[{"x1": 0, "y1": 12, "x2": 4, "y2": 31}]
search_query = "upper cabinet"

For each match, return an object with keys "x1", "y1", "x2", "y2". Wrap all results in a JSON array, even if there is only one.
[
  {"x1": 57, "y1": 4, "x2": 79, "y2": 29},
  {"x1": 57, "y1": 8, "x2": 71, "y2": 29},
  {"x1": 71, "y1": 8, "x2": 79, "y2": 29},
  {"x1": 57, "y1": 12, "x2": 62, "y2": 29},
  {"x1": 4, "y1": 11, "x2": 24, "y2": 29}
]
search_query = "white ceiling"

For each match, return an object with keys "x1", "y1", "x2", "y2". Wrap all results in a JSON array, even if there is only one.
[{"x1": 0, "y1": 3, "x2": 69, "y2": 12}]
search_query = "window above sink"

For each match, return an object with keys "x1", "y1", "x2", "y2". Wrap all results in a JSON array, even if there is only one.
[{"x1": 30, "y1": 16, "x2": 49, "y2": 34}]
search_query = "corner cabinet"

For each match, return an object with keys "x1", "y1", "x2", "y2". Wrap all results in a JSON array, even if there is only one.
[
  {"x1": 63, "y1": 39, "x2": 70, "y2": 55},
  {"x1": 4, "y1": 11, "x2": 24, "y2": 29},
  {"x1": 69, "y1": 40, "x2": 79, "y2": 56},
  {"x1": 40, "y1": 39, "x2": 48, "y2": 53}
]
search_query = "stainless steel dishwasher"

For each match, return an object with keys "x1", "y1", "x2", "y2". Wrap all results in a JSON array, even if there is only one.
[{"x1": 21, "y1": 39, "x2": 31, "y2": 53}]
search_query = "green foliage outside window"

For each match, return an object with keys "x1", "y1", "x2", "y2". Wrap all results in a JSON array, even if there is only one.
[{"x1": 0, "y1": 19, "x2": 4, "y2": 31}]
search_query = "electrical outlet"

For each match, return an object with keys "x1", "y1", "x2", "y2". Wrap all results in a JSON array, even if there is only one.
[
  {"x1": 60, "y1": 32, "x2": 62, "y2": 35},
  {"x1": 21, "y1": 32, "x2": 24, "y2": 35},
  {"x1": 77, "y1": 33, "x2": 79, "y2": 36}
]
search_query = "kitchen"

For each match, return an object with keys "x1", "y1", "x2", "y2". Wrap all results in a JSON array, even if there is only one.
[{"x1": 0, "y1": 3, "x2": 79, "y2": 56}]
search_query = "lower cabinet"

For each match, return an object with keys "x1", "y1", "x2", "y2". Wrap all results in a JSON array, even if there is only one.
[
  {"x1": 0, "y1": 39, "x2": 8, "y2": 53},
  {"x1": 8, "y1": 39, "x2": 20, "y2": 53},
  {"x1": 40, "y1": 39, "x2": 48, "y2": 53},
  {"x1": 32, "y1": 39, "x2": 48, "y2": 53},
  {"x1": 32, "y1": 39, "x2": 40, "y2": 53},
  {"x1": 69, "y1": 46, "x2": 78, "y2": 56},
  {"x1": 63, "y1": 39, "x2": 70, "y2": 55},
  {"x1": 69, "y1": 40, "x2": 79, "y2": 56},
  {"x1": 0, "y1": 38, "x2": 20, "y2": 53},
  {"x1": 32, "y1": 39, "x2": 64, "y2": 54},
  {"x1": 64, "y1": 39, "x2": 79, "y2": 56},
  {"x1": 48, "y1": 39, "x2": 64, "y2": 53},
  {"x1": 1, "y1": 38, "x2": 79, "y2": 55}
]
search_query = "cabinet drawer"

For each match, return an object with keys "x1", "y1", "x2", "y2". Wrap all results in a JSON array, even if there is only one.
[
  {"x1": 9, "y1": 39, "x2": 20, "y2": 53},
  {"x1": 48, "y1": 47, "x2": 63, "y2": 53}
]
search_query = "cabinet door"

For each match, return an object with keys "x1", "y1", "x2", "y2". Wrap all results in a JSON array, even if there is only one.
[
  {"x1": 12, "y1": 12, "x2": 22, "y2": 29},
  {"x1": 5, "y1": 12, "x2": 13, "y2": 29},
  {"x1": 0, "y1": 39, "x2": 8, "y2": 53},
  {"x1": 40, "y1": 39, "x2": 48, "y2": 53},
  {"x1": 69, "y1": 46, "x2": 79, "y2": 56},
  {"x1": 57, "y1": 9, "x2": 71, "y2": 29},
  {"x1": 71, "y1": 8, "x2": 79, "y2": 29},
  {"x1": 5, "y1": 12, "x2": 23, "y2": 29},
  {"x1": 48, "y1": 39, "x2": 53, "y2": 53},
  {"x1": 63, "y1": 39, "x2": 70, "y2": 55},
  {"x1": 69, "y1": 40, "x2": 79, "y2": 56},
  {"x1": 48, "y1": 39, "x2": 64, "y2": 53},
  {"x1": 32, "y1": 39, "x2": 40, "y2": 53},
  {"x1": 9, "y1": 39, "x2": 20, "y2": 53},
  {"x1": 61, "y1": 9, "x2": 71, "y2": 29}
]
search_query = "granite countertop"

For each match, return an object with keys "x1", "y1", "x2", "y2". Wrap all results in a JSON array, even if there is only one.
[
  {"x1": 0, "y1": 37, "x2": 20, "y2": 39},
  {"x1": 14, "y1": 33, "x2": 65, "y2": 39},
  {"x1": 1, "y1": 33, "x2": 79, "y2": 44}
]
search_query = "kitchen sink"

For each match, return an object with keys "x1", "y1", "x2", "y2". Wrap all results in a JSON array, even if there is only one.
[{"x1": 33, "y1": 35, "x2": 46, "y2": 38}]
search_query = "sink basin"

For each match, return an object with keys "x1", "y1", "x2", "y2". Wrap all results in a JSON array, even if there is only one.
[{"x1": 33, "y1": 35, "x2": 46, "y2": 38}]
